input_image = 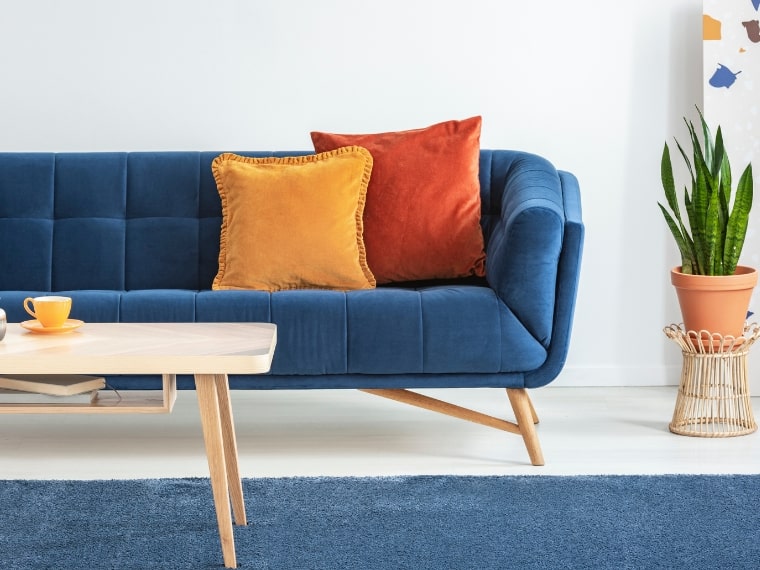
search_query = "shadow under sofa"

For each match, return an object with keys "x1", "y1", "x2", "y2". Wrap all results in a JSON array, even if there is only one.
[{"x1": 0, "y1": 149, "x2": 584, "y2": 465}]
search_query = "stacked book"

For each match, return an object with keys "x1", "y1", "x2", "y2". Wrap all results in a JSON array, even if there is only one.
[{"x1": 0, "y1": 374, "x2": 105, "y2": 404}]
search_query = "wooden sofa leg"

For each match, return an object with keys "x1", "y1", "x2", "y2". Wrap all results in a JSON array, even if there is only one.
[
  {"x1": 359, "y1": 388, "x2": 546, "y2": 466},
  {"x1": 528, "y1": 393, "x2": 540, "y2": 424},
  {"x1": 506, "y1": 388, "x2": 545, "y2": 466}
]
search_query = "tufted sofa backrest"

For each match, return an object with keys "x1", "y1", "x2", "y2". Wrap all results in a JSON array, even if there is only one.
[{"x1": 0, "y1": 150, "x2": 512, "y2": 292}]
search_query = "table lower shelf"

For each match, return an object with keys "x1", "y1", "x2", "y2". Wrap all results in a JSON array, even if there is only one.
[{"x1": 0, "y1": 374, "x2": 177, "y2": 414}]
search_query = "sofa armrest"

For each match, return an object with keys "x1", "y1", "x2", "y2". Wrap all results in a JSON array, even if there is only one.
[
  {"x1": 524, "y1": 170, "x2": 584, "y2": 388},
  {"x1": 485, "y1": 152, "x2": 583, "y2": 387}
]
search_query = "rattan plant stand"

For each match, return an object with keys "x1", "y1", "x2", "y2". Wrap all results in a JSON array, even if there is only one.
[{"x1": 664, "y1": 323, "x2": 759, "y2": 437}]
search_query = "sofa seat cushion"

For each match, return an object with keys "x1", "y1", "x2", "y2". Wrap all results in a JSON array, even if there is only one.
[
  {"x1": 1, "y1": 287, "x2": 547, "y2": 377},
  {"x1": 1, "y1": 290, "x2": 125, "y2": 323},
  {"x1": 1, "y1": 289, "x2": 203, "y2": 325},
  {"x1": 195, "y1": 287, "x2": 546, "y2": 375}
]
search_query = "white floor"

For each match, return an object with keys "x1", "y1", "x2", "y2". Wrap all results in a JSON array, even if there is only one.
[{"x1": 1, "y1": 387, "x2": 759, "y2": 479}]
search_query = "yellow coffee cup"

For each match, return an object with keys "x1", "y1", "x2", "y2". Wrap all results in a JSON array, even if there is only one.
[{"x1": 23, "y1": 296, "x2": 72, "y2": 328}]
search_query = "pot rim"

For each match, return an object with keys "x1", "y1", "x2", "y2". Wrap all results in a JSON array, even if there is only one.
[{"x1": 671, "y1": 265, "x2": 758, "y2": 290}]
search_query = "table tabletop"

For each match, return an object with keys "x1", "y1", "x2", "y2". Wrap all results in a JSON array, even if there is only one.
[{"x1": 0, "y1": 322, "x2": 277, "y2": 375}]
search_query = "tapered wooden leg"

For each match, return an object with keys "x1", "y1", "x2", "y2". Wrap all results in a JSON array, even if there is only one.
[
  {"x1": 195, "y1": 374, "x2": 237, "y2": 569},
  {"x1": 214, "y1": 373, "x2": 247, "y2": 526},
  {"x1": 527, "y1": 392, "x2": 540, "y2": 424},
  {"x1": 507, "y1": 388, "x2": 545, "y2": 466},
  {"x1": 360, "y1": 388, "x2": 546, "y2": 466}
]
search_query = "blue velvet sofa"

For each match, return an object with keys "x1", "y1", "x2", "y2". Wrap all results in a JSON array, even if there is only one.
[{"x1": 0, "y1": 150, "x2": 583, "y2": 465}]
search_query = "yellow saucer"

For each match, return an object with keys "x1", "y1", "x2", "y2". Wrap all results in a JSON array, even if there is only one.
[{"x1": 20, "y1": 319, "x2": 85, "y2": 334}]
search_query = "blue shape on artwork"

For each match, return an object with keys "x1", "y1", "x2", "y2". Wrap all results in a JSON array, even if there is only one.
[
  {"x1": 709, "y1": 64, "x2": 742, "y2": 88},
  {"x1": 754, "y1": 0, "x2": 760, "y2": 11}
]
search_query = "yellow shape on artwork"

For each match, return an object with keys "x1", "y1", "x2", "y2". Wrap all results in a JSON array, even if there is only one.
[{"x1": 703, "y1": 14, "x2": 721, "y2": 40}]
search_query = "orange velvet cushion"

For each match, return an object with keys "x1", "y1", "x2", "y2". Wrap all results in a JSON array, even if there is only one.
[
  {"x1": 211, "y1": 147, "x2": 376, "y2": 292},
  {"x1": 311, "y1": 116, "x2": 486, "y2": 283}
]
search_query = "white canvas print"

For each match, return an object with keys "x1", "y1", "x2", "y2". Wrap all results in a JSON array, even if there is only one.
[{"x1": 704, "y1": 0, "x2": 760, "y2": 271}]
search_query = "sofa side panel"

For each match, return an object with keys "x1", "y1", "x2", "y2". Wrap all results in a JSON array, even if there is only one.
[{"x1": 104, "y1": 372, "x2": 529, "y2": 391}]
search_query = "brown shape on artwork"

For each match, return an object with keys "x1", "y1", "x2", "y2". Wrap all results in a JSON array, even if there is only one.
[{"x1": 742, "y1": 20, "x2": 760, "y2": 43}]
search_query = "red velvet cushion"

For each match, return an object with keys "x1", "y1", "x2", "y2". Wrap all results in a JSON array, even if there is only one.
[{"x1": 311, "y1": 116, "x2": 486, "y2": 283}]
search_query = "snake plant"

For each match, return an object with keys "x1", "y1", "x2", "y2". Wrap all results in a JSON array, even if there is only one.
[{"x1": 659, "y1": 107, "x2": 753, "y2": 276}]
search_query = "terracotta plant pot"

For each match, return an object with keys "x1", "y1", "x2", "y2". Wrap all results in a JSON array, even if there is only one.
[{"x1": 671, "y1": 265, "x2": 758, "y2": 338}]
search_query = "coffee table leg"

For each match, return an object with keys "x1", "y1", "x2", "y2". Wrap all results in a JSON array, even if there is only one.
[
  {"x1": 195, "y1": 374, "x2": 237, "y2": 569},
  {"x1": 214, "y1": 373, "x2": 247, "y2": 525}
]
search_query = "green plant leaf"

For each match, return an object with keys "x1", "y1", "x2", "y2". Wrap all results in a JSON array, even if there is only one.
[
  {"x1": 697, "y1": 106, "x2": 718, "y2": 178},
  {"x1": 691, "y1": 150, "x2": 711, "y2": 273},
  {"x1": 661, "y1": 144, "x2": 679, "y2": 216},
  {"x1": 717, "y1": 151, "x2": 731, "y2": 274},
  {"x1": 698, "y1": 114, "x2": 713, "y2": 171},
  {"x1": 675, "y1": 138, "x2": 695, "y2": 188},
  {"x1": 715, "y1": 126, "x2": 729, "y2": 195},
  {"x1": 705, "y1": 181, "x2": 722, "y2": 274},
  {"x1": 659, "y1": 203, "x2": 694, "y2": 271},
  {"x1": 683, "y1": 188, "x2": 701, "y2": 274},
  {"x1": 724, "y1": 163, "x2": 754, "y2": 273}
]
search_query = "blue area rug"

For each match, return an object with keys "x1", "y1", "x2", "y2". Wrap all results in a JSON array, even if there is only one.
[{"x1": 1, "y1": 475, "x2": 759, "y2": 569}]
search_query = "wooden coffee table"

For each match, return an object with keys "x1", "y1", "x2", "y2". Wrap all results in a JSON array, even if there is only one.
[{"x1": 0, "y1": 322, "x2": 277, "y2": 569}]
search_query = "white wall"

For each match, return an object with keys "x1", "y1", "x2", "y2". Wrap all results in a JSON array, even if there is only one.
[{"x1": 0, "y1": 0, "x2": 709, "y2": 388}]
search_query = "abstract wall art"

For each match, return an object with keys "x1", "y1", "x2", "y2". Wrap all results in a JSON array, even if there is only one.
[{"x1": 703, "y1": 0, "x2": 760, "y2": 272}]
